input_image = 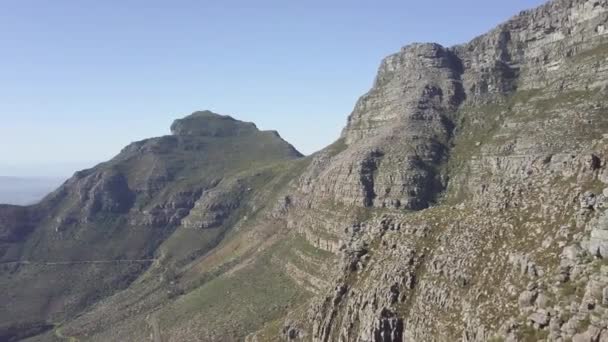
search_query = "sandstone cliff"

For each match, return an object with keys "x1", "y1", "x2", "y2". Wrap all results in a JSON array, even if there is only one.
[{"x1": 268, "y1": 0, "x2": 608, "y2": 341}]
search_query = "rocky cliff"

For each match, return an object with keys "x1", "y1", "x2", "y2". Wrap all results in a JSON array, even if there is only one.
[
  {"x1": 271, "y1": 0, "x2": 608, "y2": 341},
  {"x1": 2, "y1": 0, "x2": 608, "y2": 341}
]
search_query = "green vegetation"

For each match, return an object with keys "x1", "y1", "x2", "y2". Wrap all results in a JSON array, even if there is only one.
[
  {"x1": 54, "y1": 324, "x2": 79, "y2": 342},
  {"x1": 158, "y1": 238, "x2": 311, "y2": 340},
  {"x1": 0, "y1": 112, "x2": 306, "y2": 339},
  {"x1": 570, "y1": 42, "x2": 608, "y2": 63},
  {"x1": 325, "y1": 138, "x2": 349, "y2": 157},
  {"x1": 516, "y1": 324, "x2": 549, "y2": 342}
]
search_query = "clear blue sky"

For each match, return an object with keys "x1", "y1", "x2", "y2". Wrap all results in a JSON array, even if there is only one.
[{"x1": 0, "y1": 0, "x2": 546, "y2": 178}]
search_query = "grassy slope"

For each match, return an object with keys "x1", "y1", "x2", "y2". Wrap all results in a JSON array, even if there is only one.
[{"x1": 45, "y1": 150, "x2": 327, "y2": 341}]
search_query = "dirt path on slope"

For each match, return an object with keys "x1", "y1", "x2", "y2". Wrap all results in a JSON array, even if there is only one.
[{"x1": 147, "y1": 312, "x2": 163, "y2": 342}]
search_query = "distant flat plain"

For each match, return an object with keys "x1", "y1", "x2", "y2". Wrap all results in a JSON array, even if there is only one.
[{"x1": 0, "y1": 176, "x2": 64, "y2": 205}]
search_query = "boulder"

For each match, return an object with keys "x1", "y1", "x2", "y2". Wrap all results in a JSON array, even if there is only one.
[{"x1": 528, "y1": 310, "x2": 550, "y2": 328}]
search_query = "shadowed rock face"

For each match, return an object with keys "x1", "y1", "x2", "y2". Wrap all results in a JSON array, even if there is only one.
[
  {"x1": 0, "y1": 205, "x2": 34, "y2": 244},
  {"x1": 290, "y1": 44, "x2": 465, "y2": 214},
  {"x1": 80, "y1": 170, "x2": 135, "y2": 216}
]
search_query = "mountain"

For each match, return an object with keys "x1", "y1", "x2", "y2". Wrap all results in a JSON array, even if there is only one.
[
  {"x1": 0, "y1": 177, "x2": 64, "y2": 206},
  {"x1": 0, "y1": 111, "x2": 303, "y2": 341},
  {"x1": 2, "y1": 0, "x2": 608, "y2": 341}
]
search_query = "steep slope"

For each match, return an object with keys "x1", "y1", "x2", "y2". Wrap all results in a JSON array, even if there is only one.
[
  {"x1": 266, "y1": 0, "x2": 608, "y2": 341},
  {"x1": 0, "y1": 111, "x2": 303, "y2": 341}
]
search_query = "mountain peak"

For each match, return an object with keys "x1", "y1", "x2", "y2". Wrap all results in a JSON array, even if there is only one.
[{"x1": 170, "y1": 110, "x2": 259, "y2": 137}]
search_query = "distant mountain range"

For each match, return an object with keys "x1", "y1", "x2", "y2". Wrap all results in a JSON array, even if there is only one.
[{"x1": 0, "y1": 176, "x2": 64, "y2": 205}]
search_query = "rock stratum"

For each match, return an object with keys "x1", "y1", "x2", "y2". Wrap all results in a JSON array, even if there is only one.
[{"x1": 2, "y1": 0, "x2": 608, "y2": 341}]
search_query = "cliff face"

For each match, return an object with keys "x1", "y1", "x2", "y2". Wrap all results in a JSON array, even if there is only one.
[
  {"x1": 325, "y1": 43, "x2": 463, "y2": 211},
  {"x1": 275, "y1": 1, "x2": 608, "y2": 341},
  {"x1": 297, "y1": 0, "x2": 608, "y2": 213},
  {"x1": 2, "y1": 1, "x2": 608, "y2": 341}
]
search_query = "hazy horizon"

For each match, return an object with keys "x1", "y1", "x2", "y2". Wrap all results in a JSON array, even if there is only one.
[
  {"x1": 1, "y1": 0, "x2": 546, "y2": 179},
  {"x1": 0, "y1": 161, "x2": 99, "y2": 178},
  {"x1": 0, "y1": 176, "x2": 65, "y2": 205}
]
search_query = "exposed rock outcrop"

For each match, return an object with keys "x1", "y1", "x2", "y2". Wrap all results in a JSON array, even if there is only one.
[{"x1": 275, "y1": 1, "x2": 608, "y2": 341}]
